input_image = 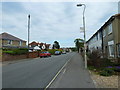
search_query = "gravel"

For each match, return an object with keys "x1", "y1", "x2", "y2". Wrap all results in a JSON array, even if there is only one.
[{"x1": 89, "y1": 70, "x2": 119, "y2": 88}]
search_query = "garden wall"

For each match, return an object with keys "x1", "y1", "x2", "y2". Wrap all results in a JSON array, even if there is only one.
[
  {"x1": 28, "y1": 51, "x2": 40, "y2": 58},
  {"x1": 2, "y1": 53, "x2": 27, "y2": 61},
  {"x1": 2, "y1": 51, "x2": 40, "y2": 61}
]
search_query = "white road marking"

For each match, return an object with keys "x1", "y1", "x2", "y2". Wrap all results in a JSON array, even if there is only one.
[
  {"x1": 44, "y1": 53, "x2": 75, "y2": 90},
  {"x1": 63, "y1": 68, "x2": 66, "y2": 74}
]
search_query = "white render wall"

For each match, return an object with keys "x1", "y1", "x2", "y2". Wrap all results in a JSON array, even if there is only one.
[{"x1": 87, "y1": 32, "x2": 102, "y2": 52}]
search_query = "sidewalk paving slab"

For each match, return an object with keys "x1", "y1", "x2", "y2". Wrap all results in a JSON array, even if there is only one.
[{"x1": 49, "y1": 53, "x2": 96, "y2": 88}]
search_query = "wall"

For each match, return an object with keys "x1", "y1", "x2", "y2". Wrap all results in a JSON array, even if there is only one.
[
  {"x1": 28, "y1": 51, "x2": 40, "y2": 58},
  {"x1": 2, "y1": 51, "x2": 40, "y2": 61},
  {"x1": 2, "y1": 40, "x2": 26, "y2": 47},
  {"x1": 87, "y1": 32, "x2": 102, "y2": 52},
  {"x1": 22, "y1": 41, "x2": 26, "y2": 46},
  {"x1": 2, "y1": 53, "x2": 27, "y2": 61}
]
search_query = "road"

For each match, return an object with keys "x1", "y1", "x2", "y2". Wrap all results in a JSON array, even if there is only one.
[{"x1": 2, "y1": 52, "x2": 75, "y2": 88}]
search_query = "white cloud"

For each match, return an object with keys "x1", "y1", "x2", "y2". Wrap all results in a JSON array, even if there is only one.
[{"x1": 2, "y1": 2, "x2": 118, "y2": 47}]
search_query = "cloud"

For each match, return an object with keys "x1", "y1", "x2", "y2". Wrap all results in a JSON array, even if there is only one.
[{"x1": 1, "y1": 2, "x2": 118, "y2": 47}]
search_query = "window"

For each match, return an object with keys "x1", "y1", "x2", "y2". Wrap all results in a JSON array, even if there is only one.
[
  {"x1": 8, "y1": 40, "x2": 12, "y2": 45},
  {"x1": 96, "y1": 34, "x2": 98, "y2": 41},
  {"x1": 118, "y1": 44, "x2": 120, "y2": 57},
  {"x1": 109, "y1": 45, "x2": 114, "y2": 57},
  {"x1": 19, "y1": 41, "x2": 22, "y2": 46},
  {"x1": 99, "y1": 32, "x2": 102, "y2": 40},
  {"x1": 108, "y1": 23, "x2": 112, "y2": 34},
  {"x1": 103, "y1": 30, "x2": 106, "y2": 37},
  {"x1": 108, "y1": 40, "x2": 114, "y2": 57}
]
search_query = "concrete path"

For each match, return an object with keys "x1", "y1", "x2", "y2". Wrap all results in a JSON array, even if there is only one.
[{"x1": 49, "y1": 53, "x2": 95, "y2": 88}]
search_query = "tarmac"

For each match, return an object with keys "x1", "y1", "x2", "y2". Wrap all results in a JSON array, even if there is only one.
[{"x1": 49, "y1": 53, "x2": 96, "y2": 88}]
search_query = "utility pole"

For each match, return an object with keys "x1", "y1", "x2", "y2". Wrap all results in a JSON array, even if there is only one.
[{"x1": 28, "y1": 14, "x2": 30, "y2": 58}]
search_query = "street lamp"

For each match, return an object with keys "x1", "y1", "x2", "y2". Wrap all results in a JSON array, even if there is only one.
[
  {"x1": 77, "y1": 4, "x2": 87, "y2": 69},
  {"x1": 28, "y1": 14, "x2": 30, "y2": 58}
]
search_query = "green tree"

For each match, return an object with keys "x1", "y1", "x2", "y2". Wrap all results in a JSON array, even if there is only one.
[
  {"x1": 74, "y1": 38, "x2": 84, "y2": 53},
  {"x1": 53, "y1": 41, "x2": 60, "y2": 49}
]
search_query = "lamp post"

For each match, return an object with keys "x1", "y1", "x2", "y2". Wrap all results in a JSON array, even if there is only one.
[
  {"x1": 28, "y1": 14, "x2": 30, "y2": 57},
  {"x1": 77, "y1": 4, "x2": 87, "y2": 69}
]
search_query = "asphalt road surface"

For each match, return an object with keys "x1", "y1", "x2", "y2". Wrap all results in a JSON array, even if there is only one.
[{"x1": 2, "y1": 52, "x2": 75, "y2": 88}]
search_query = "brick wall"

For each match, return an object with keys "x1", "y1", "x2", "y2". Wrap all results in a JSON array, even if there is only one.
[
  {"x1": 2, "y1": 53, "x2": 27, "y2": 61},
  {"x1": 28, "y1": 51, "x2": 40, "y2": 58},
  {"x1": 2, "y1": 51, "x2": 40, "y2": 61}
]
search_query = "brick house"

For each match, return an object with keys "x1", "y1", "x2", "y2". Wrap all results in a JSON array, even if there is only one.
[
  {"x1": 29, "y1": 41, "x2": 51, "y2": 50},
  {"x1": 0, "y1": 32, "x2": 27, "y2": 48}
]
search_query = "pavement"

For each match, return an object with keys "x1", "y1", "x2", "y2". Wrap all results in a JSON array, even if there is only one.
[{"x1": 49, "y1": 53, "x2": 96, "y2": 88}]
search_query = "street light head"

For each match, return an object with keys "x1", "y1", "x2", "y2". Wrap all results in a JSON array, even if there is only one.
[
  {"x1": 77, "y1": 4, "x2": 83, "y2": 7},
  {"x1": 28, "y1": 14, "x2": 30, "y2": 18}
]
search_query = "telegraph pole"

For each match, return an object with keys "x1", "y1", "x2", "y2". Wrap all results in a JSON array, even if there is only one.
[{"x1": 28, "y1": 14, "x2": 30, "y2": 58}]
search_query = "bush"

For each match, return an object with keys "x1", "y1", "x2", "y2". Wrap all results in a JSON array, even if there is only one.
[
  {"x1": 3, "y1": 48, "x2": 28, "y2": 55},
  {"x1": 87, "y1": 50, "x2": 114, "y2": 68},
  {"x1": 3, "y1": 51, "x2": 15, "y2": 54},
  {"x1": 114, "y1": 66, "x2": 120, "y2": 72},
  {"x1": 88, "y1": 66, "x2": 95, "y2": 70},
  {"x1": 87, "y1": 50, "x2": 102, "y2": 68},
  {"x1": 47, "y1": 49, "x2": 56, "y2": 55},
  {"x1": 47, "y1": 49, "x2": 63, "y2": 55},
  {"x1": 99, "y1": 68, "x2": 114, "y2": 76}
]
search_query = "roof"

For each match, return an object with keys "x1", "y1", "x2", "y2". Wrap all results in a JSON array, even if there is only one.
[
  {"x1": 29, "y1": 41, "x2": 51, "y2": 47},
  {"x1": 0, "y1": 32, "x2": 26, "y2": 42},
  {"x1": 29, "y1": 41, "x2": 39, "y2": 46},
  {"x1": 87, "y1": 13, "x2": 120, "y2": 43}
]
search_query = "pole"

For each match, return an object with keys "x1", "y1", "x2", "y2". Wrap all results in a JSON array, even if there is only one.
[
  {"x1": 83, "y1": 5, "x2": 87, "y2": 69},
  {"x1": 28, "y1": 14, "x2": 30, "y2": 58}
]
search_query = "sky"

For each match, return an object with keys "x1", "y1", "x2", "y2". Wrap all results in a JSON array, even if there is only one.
[{"x1": 1, "y1": 1, "x2": 119, "y2": 47}]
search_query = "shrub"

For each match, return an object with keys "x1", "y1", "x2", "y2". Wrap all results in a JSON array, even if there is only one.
[
  {"x1": 47, "y1": 49, "x2": 56, "y2": 55},
  {"x1": 88, "y1": 66, "x2": 95, "y2": 70},
  {"x1": 99, "y1": 68, "x2": 114, "y2": 76},
  {"x1": 3, "y1": 48, "x2": 28, "y2": 55},
  {"x1": 114, "y1": 66, "x2": 120, "y2": 72},
  {"x1": 3, "y1": 51, "x2": 15, "y2": 54},
  {"x1": 87, "y1": 50, "x2": 102, "y2": 68}
]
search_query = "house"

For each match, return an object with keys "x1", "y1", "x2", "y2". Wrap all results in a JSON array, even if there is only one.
[
  {"x1": 29, "y1": 41, "x2": 51, "y2": 50},
  {"x1": 0, "y1": 32, "x2": 27, "y2": 48},
  {"x1": 87, "y1": 14, "x2": 120, "y2": 60},
  {"x1": 87, "y1": 29, "x2": 103, "y2": 53},
  {"x1": 102, "y1": 14, "x2": 120, "y2": 59}
]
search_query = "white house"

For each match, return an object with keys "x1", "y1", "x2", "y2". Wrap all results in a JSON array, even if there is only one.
[{"x1": 87, "y1": 30, "x2": 103, "y2": 53}]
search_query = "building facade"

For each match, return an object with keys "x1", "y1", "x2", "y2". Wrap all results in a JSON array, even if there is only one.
[
  {"x1": 87, "y1": 14, "x2": 120, "y2": 59},
  {"x1": 102, "y1": 14, "x2": 120, "y2": 59},
  {"x1": 87, "y1": 30, "x2": 103, "y2": 53},
  {"x1": 29, "y1": 41, "x2": 51, "y2": 50},
  {"x1": 0, "y1": 32, "x2": 27, "y2": 48}
]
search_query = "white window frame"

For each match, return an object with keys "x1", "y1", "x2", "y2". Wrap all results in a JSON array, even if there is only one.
[
  {"x1": 19, "y1": 41, "x2": 22, "y2": 46},
  {"x1": 103, "y1": 29, "x2": 106, "y2": 37},
  {"x1": 108, "y1": 23, "x2": 112, "y2": 35},
  {"x1": 108, "y1": 40, "x2": 114, "y2": 57},
  {"x1": 8, "y1": 40, "x2": 12, "y2": 45}
]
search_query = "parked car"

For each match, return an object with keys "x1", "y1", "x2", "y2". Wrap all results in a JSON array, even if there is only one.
[
  {"x1": 54, "y1": 51, "x2": 61, "y2": 55},
  {"x1": 62, "y1": 51, "x2": 66, "y2": 54},
  {"x1": 40, "y1": 51, "x2": 51, "y2": 58}
]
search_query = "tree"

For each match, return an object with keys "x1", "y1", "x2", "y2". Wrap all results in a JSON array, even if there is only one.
[
  {"x1": 53, "y1": 41, "x2": 60, "y2": 49},
  {"x1": 74, "y1": 38, "x2": 84, "y2": 53}
]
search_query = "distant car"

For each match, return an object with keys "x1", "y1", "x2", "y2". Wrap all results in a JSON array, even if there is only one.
[
  {"x1": 40, "y1": 51, "x2": 51, "y2": 58},
  {"x1": 54, "y1": 51, "x2": 61, "y2": 55},
  {"x1": 62, "y1": 51, "x2": 66, "y2": 54}
]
